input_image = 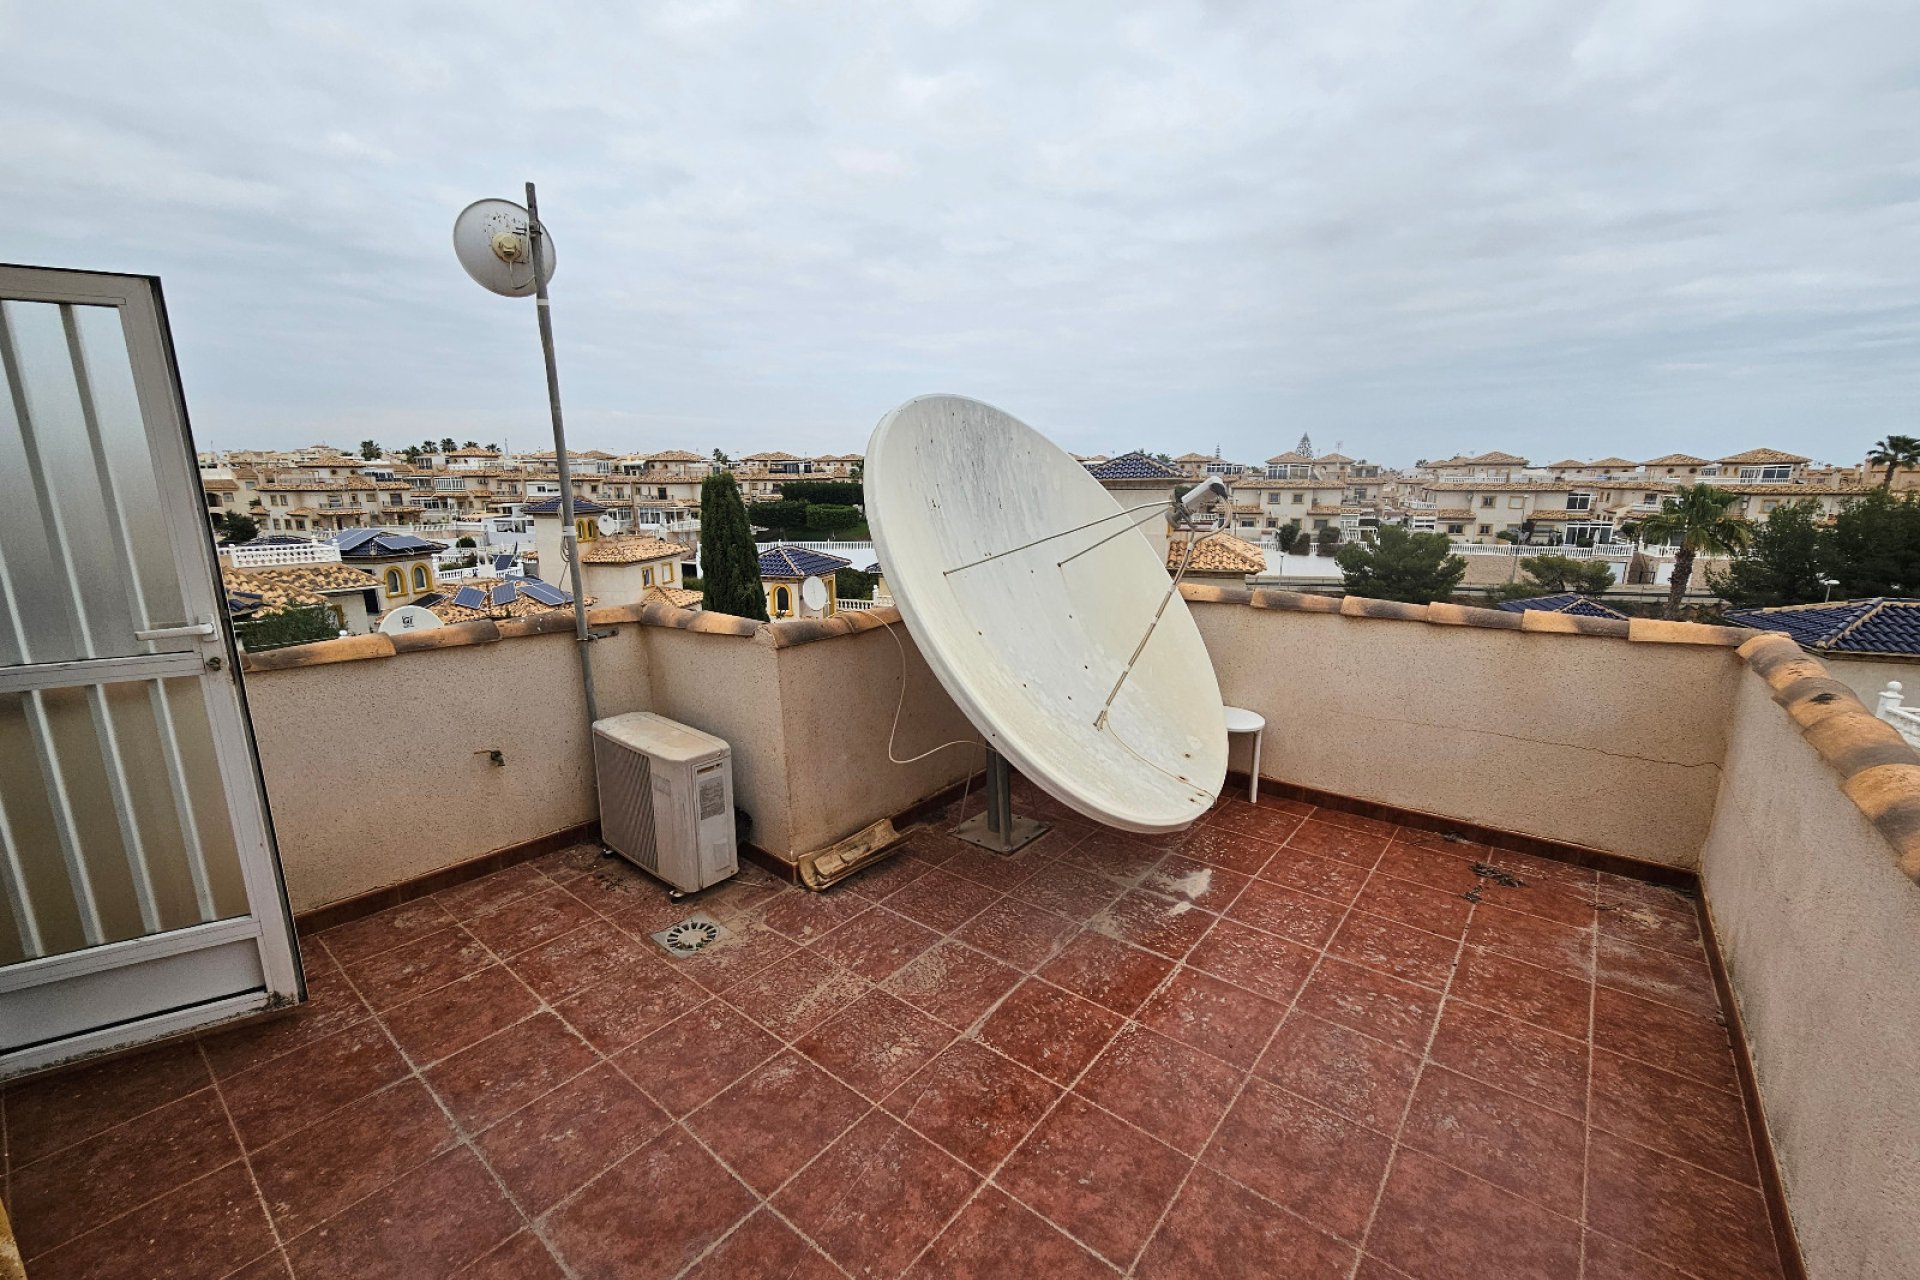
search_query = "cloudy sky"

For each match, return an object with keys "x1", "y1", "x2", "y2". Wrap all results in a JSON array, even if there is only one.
[{"x1": 4, "y1": 0, "x2": 1914, "y2": 466}]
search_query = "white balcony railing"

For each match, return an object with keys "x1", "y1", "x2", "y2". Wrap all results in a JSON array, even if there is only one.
[
  {"x1": 228, "y1": 544, "x2": 342, "y2": 567},
  {"x1": 1876, "y1": 683, "x2": 1920, "y2": 750},
  {"x1": 836, "y1": 598, "x2": 875, "y2": 611}
]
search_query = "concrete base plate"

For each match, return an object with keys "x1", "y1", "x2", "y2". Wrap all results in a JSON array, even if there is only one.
[{"x1": 951, "y1": 812, "x2": 1050, "y2": 855}]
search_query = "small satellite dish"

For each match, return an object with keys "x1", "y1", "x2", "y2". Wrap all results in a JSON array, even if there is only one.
[
  {"x1": 452, "y1": 198, "x2": 556, "y2": 298},
  {"x1": 595, "y1": 513, "x2": 620, "y2": 536},
  {"x1": 868, "y1": 394, "x2": 1225, "y2": 837},
  {"x1": 378, "y1": 605, "x2": 444, "y2": 635},
  {"x1": 801, "y1": 575, "x2": 829, "y2": 611}
]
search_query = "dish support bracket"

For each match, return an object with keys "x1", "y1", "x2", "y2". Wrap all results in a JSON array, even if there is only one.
[{"x1": 951, "y1": 748, "x2": 1050, "y2": 854}]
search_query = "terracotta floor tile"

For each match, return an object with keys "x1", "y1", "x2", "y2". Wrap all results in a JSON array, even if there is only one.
[
  {"x1": 1590, "y1": 1048, "x2": 1757, "y2": 1184},
  {"x1": 560, "y1": 857, "x2": 678, "y2": 916},
  {"x1": 810, "y1": 906, "x2": 944, "y2": 981},
  {"x1": 1592, "y1": 987, "x2": 1738, "y2": 1091},
  {"x1": 1392, "y1": 826, "x2": 1491, "y2": 859},
  {"x1": 1209, "y1": 799, "x2": 1306, "y2": 846},
  {"x1": 344, "y1": 925, "x2": 492, "y2": 1010},
  {"x1": 841, "y1": 849, "x2": 933, "y2": 901},
  {"x1": 1180, "y1": 823, "x2": 1282, "y2": 876},
  {"x1": 1366, "y1": 1147, "x2": 1581, "y2": 1280},
  {"x1": 884, "y1": 1039, "x2": 1060, "y2": 1171},
  {"x1": 680, "y1": 1209, "x2": 842, "y2": 1278},
  {"x1": 976, "y1": 979, "x2": 1124, "y2": 1085},
  {"x1": 607, "y1": 886, "x2": 710, "y2": 938},
  {"x1": 953, "y1": 897, "x2": 1079, "y2": 970},
  {"x1": 1038, "y1": 931, "x2": 1175, "y2": 1015},
  {"x1": 939, "y1": 842, "x2": 1045, "y2": 891},
  {"x1": 1374, "y1": 842, "x2": 1482, "y2": 895},
  {"x1": 1137, "y1": 1165, "x2": 1355, "y2": 1280},
  {"x1": 1399, "y1": 1064, "x2": 1586, "y2": 1217},
  {"x1": 315, "y1": 897, "x2": 455, "y2": 967},
  {"x1": 1585, "y1": 1130, "x2": 1782, "y2": 1280},
  {"x1": 552, "y1": 958, "x2": 709, "y2": 1053},
  {"x1": 282, "y1": 1146, "x2": 516, "y2": 1279},
  {"x1": 474, "y1": 1061, "x2": 671, "y2": 1214},
  {"x1": 1581, "y1": 1229, "x2": 1691, "y2": 1280},
  {"x1": 1011, "y1": 858, "x2": 1129, "y2": 921},
  {"x1": 905, "y1": 1184, "x2": 1115, "y2": 1279},
  {"x1": 1135, "y1": 967, "x2": 1286, "y2": 1068},
  {"x1": 998, "y1": 1094, "x2": 1192, "y2": 1269},
  {"x1": 617, "y1": 1001, "x2": 782, "y2": 1116},
  {"x1": 686, "y1": 872, "x2": 785, "y2": 925},
  {"x1": 504, "y1": 921, "x2": 652, "y2": 1005},
  {"x1": 528, "y1": 842, "x2": 605, "y2": 884},
  {"x1": 379, "y1": 963, "x2": 541, "y2": 1066},
  {"x1": 1481, "y1": 846, "x2": 1598, "y2": 890},
  {"x1": 543, "y1": 1127, "x2": 757, "y2": 1280},
  {"x1": 759, "y1": 885, "x2": 870, "y2": 943},
  {"x1": 1594, "y1": 875, "x2": 1698, "y2": 919},
  {"x1": 724, "y1": 955, "x2": 872, "y2": 1040},
  {"x1": 22, "y1": 1161, "x2": 271, "y2": 1280},
  {"x1": 1310, "y1": 808, "x2": 1401, "y2": 840},
  {"x1": 1202, "y1": 1077, "x2": 1393, "y2": 1240},
  {"x1": 684, "y1": 1050, "x2": 868, "y2": 1193},
  {"x1": 885, "y1": 940, "x2": 1024, "y2": 1029},
  {"x1": 1352, "y1": 873, "x2": 1473, "y2": 939},
  {"x1": 667, "y1": 921, "x2": 799, "y2": 995},
  {"x1": 1427, "y1": 1001, "x2": 1588, "y2": 1119},
  {"x1": 250, "y1": 1080, "x2": 455, "y2": 1241},
  {"x1": 9, "y1": 1089, "x2": 237, "y2": 1259},
  {"x1": 1285, "y1": 818, "x2": 1391, "y2": 867},
  {"x1": 774, "y1": 1111, "x2": 980, "y2": 1277},
  {"x1": 1224, "y1": 879, "x2": 1346, "y2": 950},
  {"x1": 1254, "y1": 794, "x2": 1316, "y2": 817},
  {"x1": 1293, "y1": 958, "x2": 1442, "y2": 1054},
  {"x1": 1063, "y1": 831, "x2": 1169, "y2": 882},
  {"x1": 1074, "y1": 1025, "x2": 1243, "y2": 1155},
  {"x1": 881, "y1": 867, "x2": 1005, "y2": 933},
  {"x1": 3, "y1": 1036, "x2": 212, "y2": 1167},
  {"x1": 1596, "y1": 896, "x2": 1703, "y2": 957},
  {"x1": 1328, "y1": 912, "x2": 1460, "y2": 990},
  {"x1": 796, "y1": 988, "x2": 955, "y2": 1100},
  {"x1": 459, "y1": 883, "x2": 602, "y2": 957},
  {"x1": 1255, "y1": 1011, "x2": 1419, "y2": 1133},
  {"x1": 1257, "y1": 843, "x2": 1374, "y2": 904},
  {"x1": 466, "y1": 1230, "x2": 568, "y2": 1280},
  {"x1": 1093, "y1": 888, "x2": 1220, "y2": 959},
  {"x1": 1184, "y1": 916, "x2": 1318, "y2": 1004},
  {"x1": 1476, "y1": 877, "x2": 1598, "y2": 929},
  {"x1": 1464, "y1": 903, "x2": 1594, "y2": 979},
  {"x1": 222, "y1": 1017, "x2": 406, "y2": 1150},
  {"x1": 1140, "y1": 855, "x2": 1251, "y2": 914},
  {"x1": 434, "y1": 861, "x2": 552, "y2": 920},
  {"x1": 199, "y1": 956, "x2": 372, "y2": 1079},
  {"x1": 1449, "y1": 948, "x2": 1593, "y2": 1040},
  {"x1": 425, "y1": 1011, "x2": 597, "y2": 1131},
  {"x1": 1595, "y1": 934, "x2": 1719, "y2": 1017}
]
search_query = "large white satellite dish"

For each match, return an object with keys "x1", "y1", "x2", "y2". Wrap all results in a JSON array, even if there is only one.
[
  {"x1": 378, "y1": 604, "x2": 444, "y2": 635},
  {"x1": 453, "y1": 198, "x2": 557, "y2": 298},
  {"x1": 801, "y1": 575, "x2": 829, "y2": 612},
  {"x1": 867, "y1": 394, "x2": 1226, "y2": 841}
]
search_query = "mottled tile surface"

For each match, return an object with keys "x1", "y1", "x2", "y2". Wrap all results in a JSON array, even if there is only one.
[{"x1": 2, "y1": 803, "x2": 1786, "y2": 1279}]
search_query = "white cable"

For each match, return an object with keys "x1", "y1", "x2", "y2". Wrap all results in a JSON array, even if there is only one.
[{"x1": 882, "y1": 617, "x2": 985, "y2": 765}]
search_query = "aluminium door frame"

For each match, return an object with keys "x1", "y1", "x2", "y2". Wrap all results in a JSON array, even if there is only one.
[{"x1": 0, "y1": 263, "x2": 302, "y2": 1076}]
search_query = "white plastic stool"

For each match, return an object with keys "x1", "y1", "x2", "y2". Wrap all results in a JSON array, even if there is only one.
[{"x1": 1223, "y1": 705, "x2": 1266, "y2": 803}]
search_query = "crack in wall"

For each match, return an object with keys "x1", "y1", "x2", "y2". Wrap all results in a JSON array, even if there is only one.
[{"x1": 1336, "y1": 708, "x2": 1727, "y2": 773}]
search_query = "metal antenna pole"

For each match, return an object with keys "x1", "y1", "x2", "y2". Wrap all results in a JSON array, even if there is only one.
[{"x1": 525, "y1": 181, "x2": 600, "y2": 725}]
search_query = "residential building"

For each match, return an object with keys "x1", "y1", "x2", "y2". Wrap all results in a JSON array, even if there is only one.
[
  {"x1": 758, "y1": 544, "x2": 850, "y2": 618},
  {"x1": 331, "y1": 528, "x2": 448, "y2": 607},
  {"x1": 577, "y1": 534, "x2": 693, "y2": 607},
  {"x1": 222, "y1": 562, "x2": 382, "y2": 633}
]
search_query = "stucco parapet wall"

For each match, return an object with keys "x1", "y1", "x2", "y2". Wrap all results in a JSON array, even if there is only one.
[
  {"x1": 236, "y1": 600, "x2": 899, "y2": 674},
  {"x1": 1176, "y1": 582, "x2": 1745, "y2": 646},
  {"x1": 1734, "y1": 631, "x2": 1920, "y2": 883}
]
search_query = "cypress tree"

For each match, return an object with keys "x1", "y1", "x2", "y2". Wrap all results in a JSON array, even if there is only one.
[{"x1": 700, "y1": 471, "x2": 768, "y2": 621}]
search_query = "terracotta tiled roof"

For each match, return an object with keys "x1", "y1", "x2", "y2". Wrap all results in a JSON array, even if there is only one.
[
  {"x1": 1264, "y1": 451, "x2": 1313, "y2": 465},
  {"x1": 642, "y1": 584, "x2": 703, "y2": 609},
  {"x1": 1717, "y1": 447, "x2": 1810, "y2": 465},
  {"x1": 1641, "y1": 453, "x2": 1709, "y2": 466},
  {"x1": 1464, "y1": 451, "x2": 1530, "y2": 465},
  {"x1": 1316, "y1": 451, "x2": 1355, "y2": 463},
  {"x1": 1543, "y1": 459, "x2": 1586, "y2": 469},
  {"x1": 1588, "y1": 456, "x2": 1639, "y2": 467},
  {"x1": 1167, "y1": 533, "x2": 1266, "y2": 574},
  {"x1": 222, "y1": 565, "x2": 379, "y2": 615},
  {"x1": 578, "y1": 535, "x2": 690, "y2": 564},
  {"x1": 425, "y1": 578, "x2": 592, "y2": 623}
]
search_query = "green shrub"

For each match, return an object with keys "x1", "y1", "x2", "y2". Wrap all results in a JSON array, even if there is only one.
[
  {"x1": 234, "y1": 605, "x2": 341, "y2": 652},
  {"x1": 805, "y1": 503, "x2": 862, "y2": 532},
  {"x1": 778, "y1": 480, "x2": 863, "y2": 506}
]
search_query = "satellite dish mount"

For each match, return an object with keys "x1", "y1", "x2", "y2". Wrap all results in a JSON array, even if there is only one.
[
  {"x1": 452, "y1": 183, "x2": 599, "y2": 724},
  {"x1": 953, "y1": 748, "x2": 1049, "y2": 854}
]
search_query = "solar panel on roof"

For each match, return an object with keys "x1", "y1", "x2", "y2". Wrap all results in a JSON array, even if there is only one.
[
  {"x1": 333, "y1": 529, "x2": 378, "y2": 552},
  {"x1": 493, "y1": 554, "x2": 514, "y2": 570},
  {"x1": 491, "y1": 583, "x2": 517, "y2": 606},
  {"x1": 522, "y1": 580, "x2": 569, "y2": 606},
  {"x1": 453, "y1": 586, "x2": 488, "y2": 609}
]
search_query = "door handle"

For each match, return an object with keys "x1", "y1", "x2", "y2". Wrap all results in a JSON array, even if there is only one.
[{"x1": 135, "y1": 621, "x2": 218, "y2": 641}]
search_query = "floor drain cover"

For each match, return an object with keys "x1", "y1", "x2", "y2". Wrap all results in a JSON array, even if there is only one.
[{"x1": 651, "y1": 913, "x2": 727, "y2": 957}]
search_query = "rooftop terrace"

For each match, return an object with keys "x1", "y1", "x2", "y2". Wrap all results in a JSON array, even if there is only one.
[{"x1": 4, "y1": 585, "x2": 1919, "y2": 1278}]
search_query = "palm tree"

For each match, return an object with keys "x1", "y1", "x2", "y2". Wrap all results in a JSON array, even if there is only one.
[
  {"x1": 1866, "y1": 435, "x2": 1920, "y2": 488},
  {"x1": 1637, "y1": 484, "x2": 1752, "y2": 618}
]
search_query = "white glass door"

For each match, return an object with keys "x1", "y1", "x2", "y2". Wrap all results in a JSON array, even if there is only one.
[{"x1": 0, "y1": 264, "x2": 300, "y2": 1076}]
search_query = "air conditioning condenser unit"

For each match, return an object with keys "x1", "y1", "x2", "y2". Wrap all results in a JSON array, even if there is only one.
[{"x1": 592, "y1": 712, "x2": 737, "y2": 894}]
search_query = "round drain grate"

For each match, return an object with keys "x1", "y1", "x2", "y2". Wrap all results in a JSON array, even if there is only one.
[{"x1": 661, "y1": 918, "x2": 722, "y2": 955}]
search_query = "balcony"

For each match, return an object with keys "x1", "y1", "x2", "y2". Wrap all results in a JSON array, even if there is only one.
[{"x1": 4, "y1": 587, "x2": 1918, "y2": 1277}]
